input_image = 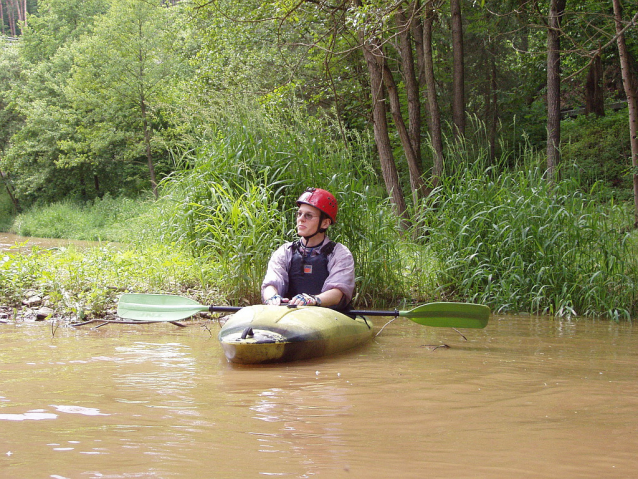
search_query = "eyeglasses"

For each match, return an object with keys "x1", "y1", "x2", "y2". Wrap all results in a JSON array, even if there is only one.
[{"x1": 296, "y1": 210, "x2": 318, "y2": 221}]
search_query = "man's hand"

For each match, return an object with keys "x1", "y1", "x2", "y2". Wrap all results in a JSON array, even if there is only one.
[
  {"x1": 264, "y1": 294, "x2": 284, "y2": 306},
  {"x1": 289, "y1": 293, "x2": 318, "y2": 306}
]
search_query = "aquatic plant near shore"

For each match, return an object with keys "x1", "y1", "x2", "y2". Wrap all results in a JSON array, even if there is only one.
[{"x1": 420, "y1": 163, "x2": 637, "y2": 319}]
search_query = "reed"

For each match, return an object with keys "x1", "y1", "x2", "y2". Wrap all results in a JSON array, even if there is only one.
[
  {"x1": 418, "y1": 156, "x2": 637, "y2": 319},
  {"x1": 155, "y1": 99, "x2": 411, "y2": 305}
]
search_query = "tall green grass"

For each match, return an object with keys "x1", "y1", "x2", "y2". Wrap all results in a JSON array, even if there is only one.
[
  {"x1": 9, "y1": 194, "x2": 152, "y2": 242},
  {"x1": 156, "y1": 99, "x2": 412, "y2": 305},
  {"x1": 418, "y1": 158, "x2": 637, "y2": 319}
]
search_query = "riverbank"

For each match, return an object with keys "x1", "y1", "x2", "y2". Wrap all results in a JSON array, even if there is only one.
[
  {"x1": 0, "y1": 238, "x2": 226, "y2": 324},
  {"x1": 0, "y1": 232, "x2": 110, "y2": 252},
  {"x1": 2, "y1": 177, "x2": 637, "y2": 322}
]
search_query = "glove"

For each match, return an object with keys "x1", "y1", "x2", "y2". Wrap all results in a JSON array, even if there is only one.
[
  {"x1": 265, "y1": 294, "x2": 283, "y2": 306},
  {"x1": 290, "y1": 293, "x2": 317, "y2": 306}
]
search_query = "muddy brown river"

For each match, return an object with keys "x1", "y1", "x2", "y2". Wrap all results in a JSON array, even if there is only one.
[{"x1": 1, "y1": 312, "x2": 636, "y2": 478}]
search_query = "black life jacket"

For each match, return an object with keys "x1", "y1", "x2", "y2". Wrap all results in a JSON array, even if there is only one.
[{"x1": 285, "y1": 240, "x2": 336, "y2": 298}]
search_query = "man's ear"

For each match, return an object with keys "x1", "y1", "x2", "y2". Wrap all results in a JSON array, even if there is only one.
[{"x1": 321, "y1": 218, "x2": 332, "y2": 230}]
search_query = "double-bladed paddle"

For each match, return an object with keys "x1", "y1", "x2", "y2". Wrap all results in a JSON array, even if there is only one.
[{"x1": 117, "y1": 293, "x2": 490, "y2": 329}]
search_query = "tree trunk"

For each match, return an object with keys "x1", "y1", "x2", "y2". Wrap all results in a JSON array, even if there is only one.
[
  {"x1": 0, "y1": 170, "x2": 19, "y2": 212},
  {"x1": 516, "y1": 0, "x2": 530, "y2": 53},
  {"x1": 381, "y1": 61, "x2": 427, "y2": 202},
  {"x1": 7, "y1": 1, "x2": 15, "y2": 36},
  {"x1": 585, "y1": 53, "x2": 605, "y2": 117},
  {"x1": 140, "y1": 95, "x2": 158, "y2": 199},
  {"x1": 358, "y1": 42, "x2": 408, "y2": 223},
  {"x1": 79, "y1": 168, "x2": 88, "y2": 201},
  {"x1": 412, "y1": 1, "x2": 426, "y2": 89},
  {"x1": 450, "y1": 0, "x2": 465, "y2": 138},
  {"x1": 422, "y1": 1, "x2": 445, "y2": 189},
  {"x1": 94, "y1": 175, "x2": 101, "y2": 197},
  {"x1": 613, "y1": 0, "x2": 638, "y2": 228},
  {"x1": 1, "y1": 2, "x2": 5, "y2": 36},
  {"x1": 488, "y1": 48, "x2": 498, "y2": 161},
  {"x1": 546, "y1": 0, "x2": 566, "y2": 182},
  {"x1": 396, "y1": 7, "x2": 422, "y2": 167}
]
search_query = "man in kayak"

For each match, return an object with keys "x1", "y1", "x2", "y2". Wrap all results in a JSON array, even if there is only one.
[{"x1": 261, "y1": 187, "x2": 355, "y2": 311}]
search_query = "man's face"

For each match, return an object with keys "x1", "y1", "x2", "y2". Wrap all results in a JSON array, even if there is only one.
[{"x1": 296, "y1": 204, "x2": 328, "y2": 236}]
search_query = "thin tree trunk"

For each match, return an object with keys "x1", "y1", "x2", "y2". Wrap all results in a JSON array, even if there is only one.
[
  {"x1": 140, "y1": 95, "x2": 158, "y2": 199},
  {"x1": 79, "y1": 167, "x2": 88, "y2": 201},
  {"x1": 8, "y1": 1, "x2": 15, "y2": 36},
  {"x1": 360, "y1": 38, "x2": 408, "y2": 223},
  {"x1": 396, "y1": 7, "x2": 422, "y2": 167},
  {"x1": 517, "y1": 0, "x2": 530, "y2": 53},
  {"x1": 412, "y1": 1, "x2": 425, "y2": 89},
  {"x1": 613, "y1": 0, "x2": 638, "y2": 228},
  {"x1": 1, "y1": 2, "x2": 5, "y2": 36},
  {"x1": 422, "y1": 1, "x2": 445, "y2": 189},
  {"x1": 0, "y1": 170, "x2": 19, "y2": 212},
  {"x1": 381, "y1": 61, "x2": 426, "y2": 202},
  {"x1": 546, "y1": 0, "x2": 566, "y2": 182},
  {"x1": 489, "y1": 48, "x2": 498, "y2": 161},
  {"x1": 450, "y1": 0, "x2": 465, "y2": 138},
  {"x1": 585, "y1": 53, "x2": 605, "y2": 117}
]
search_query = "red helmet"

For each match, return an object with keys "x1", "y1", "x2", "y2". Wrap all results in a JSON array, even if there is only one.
[{"x1": 297, "y1": 187, "x2": 338, "y2": 223}]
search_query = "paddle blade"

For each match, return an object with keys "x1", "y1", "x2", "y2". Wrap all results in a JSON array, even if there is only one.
[
  {"x1": 117, "y1": 293, "x2": 209, "y2": 321},
  {"x1": 400, "y1": 302, "x2": 490, "y2": 329}
]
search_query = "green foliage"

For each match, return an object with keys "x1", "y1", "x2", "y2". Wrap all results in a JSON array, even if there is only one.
[
  {"x1": 561, "y1": 109, "x2": 633, "y2": 199},
  {"x1": 19, "y1": 0, "x2": 109, "y2": 62},
  {"x1": 420, "y1": 158, "x2": 637, "y2": 319},
  {"x1": 2, "y1": 0, "x2": 192, "y2": 207},
  {"x1": 155, "y1": 98, "x2": 414, "y2": 305},
  {"x1": 0, "y1": 40, "x2": 22, "y2": 155},
  {"x1": 160, "y1": 180, "x2": 286, "y2": 304},
  {"x1": 0, "y1": 243, "x2": 213, "y2": 316},
  {"x1": 0, "y1": 188, "x2": 15, "y2": 230},
  {"x1": 9, "y1": 194, "x2": 151, "y2": 242}
]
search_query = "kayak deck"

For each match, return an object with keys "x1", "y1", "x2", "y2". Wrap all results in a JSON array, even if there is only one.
[{"x1": 218, "y1": 305, "x2": 373, "y2": 364}]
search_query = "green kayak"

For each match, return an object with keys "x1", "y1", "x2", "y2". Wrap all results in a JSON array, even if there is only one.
[{"x1": 218, "y1": 305, "x2": 374, "y2": 364}]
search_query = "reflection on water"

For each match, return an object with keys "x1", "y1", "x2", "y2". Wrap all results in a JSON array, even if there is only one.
[
  {"x1": 0, "y1": 411, "x2": 58, "y2": 421},
  {"x1": 0, "y1": 316, "x2": 637, "y2": 478}
]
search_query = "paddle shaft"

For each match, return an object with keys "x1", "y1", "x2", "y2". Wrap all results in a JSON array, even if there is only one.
[{"x1": 204, "y1": 304, "x2": 398, "y2": 317}]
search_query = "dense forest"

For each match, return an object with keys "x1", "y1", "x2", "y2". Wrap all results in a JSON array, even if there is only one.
[
  {"x1": 1, "y1": 0, "x2": 637, "y2": 318},
  {"x1": 1, "y1": 0, "x2": 637, "y2": 211}
]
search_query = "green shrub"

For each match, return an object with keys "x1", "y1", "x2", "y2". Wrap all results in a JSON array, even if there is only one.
[{"x1": 562, "y1": 109, "x2": 632, "y2": 200}]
